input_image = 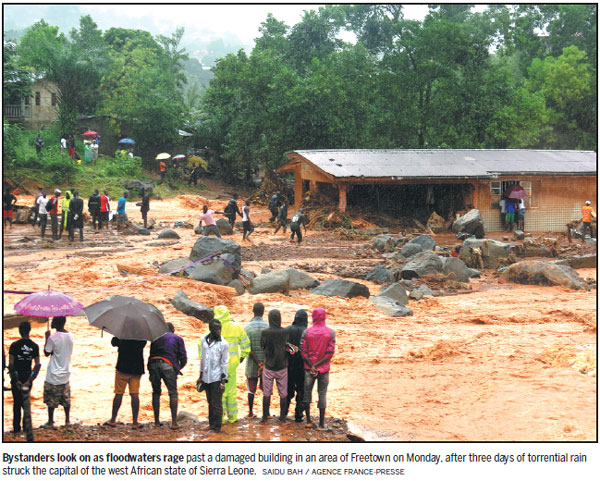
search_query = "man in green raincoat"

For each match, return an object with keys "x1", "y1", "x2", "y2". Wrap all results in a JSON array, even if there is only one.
[
  {"x1": 200, "y1": 306, "x2": 250, "y2": 424},
  {"x1": 59, "y1": 190, "x2": 72, "y2": 239}
]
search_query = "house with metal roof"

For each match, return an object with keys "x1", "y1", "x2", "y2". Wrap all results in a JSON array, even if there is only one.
[{"x1": 276, "y1": 149, "x2": 597, "y2": 231}]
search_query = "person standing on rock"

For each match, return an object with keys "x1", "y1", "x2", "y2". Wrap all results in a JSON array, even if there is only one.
[
  {"x1": 224, "y1": 193, "x2": 242, "y2": 229},
  {"x1": 284, "y1": 309, "x2": 308, "y2": 422},
  {"x1": 260, "y1": 309, "x2": 289, "y2": 423},
  {"x1": 581, "y1": 200, "x2": 596, "y2": 242},
  {"x1": 290, "y1": 208, "x2": 308, "y2": 244},
  {"x1": 198, "y1": 205, "x2": 222, "y2": 238},
  {"x1": 105, "y1": 336, "x2": 147, "y2": 429},
  {"x1": 148, "y1": 322, "x2": 187, "y2": 430},
  {"x1": 301, "y1": 307, "x2": 336, "y2": 431},
  {"x1": 244, "y1": 302, "x2": 268, "y2": 418},
  {"x1": 67, "y1": 190, "x2": 84, "y2": 242},
  {"x1": 42, "y1": 316, "x2": 74, "y2": 428},
  {"x1": 8, "y1": 321, "x2": 41, "y2": 439},
  {"x1": 88, "y1": 189, "x2": 101, "y2": 231},
  {"x1": 209, "y1": 305, "x2": 250, "y2": 424},
  {"x1": 274, "y1": 200, "x2": 288, "y2": 235},
  {"x1": 198, "y1": 319, "x2": 229, "y2": 433}
]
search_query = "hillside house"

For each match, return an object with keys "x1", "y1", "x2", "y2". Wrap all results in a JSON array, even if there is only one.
[{"x1": 4, "y1": 78, "x2": 59, "y2": 130}]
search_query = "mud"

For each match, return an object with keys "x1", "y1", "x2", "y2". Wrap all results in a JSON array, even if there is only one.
[{"x1": 3, "y1": 192, "x2": 597, "y2": 442}]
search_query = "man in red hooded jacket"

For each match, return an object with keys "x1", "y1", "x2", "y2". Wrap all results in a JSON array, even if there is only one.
[{"x1": 300, "y1": 308, "x2": 335, "y2": 431}]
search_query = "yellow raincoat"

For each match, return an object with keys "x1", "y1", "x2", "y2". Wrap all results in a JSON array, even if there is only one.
[
  {"x1": 61, "y1": 191, "x2": 72, "y2": 228},
  {"x1": 199, "y1": 305, "x2": 250, "y2": 423}
]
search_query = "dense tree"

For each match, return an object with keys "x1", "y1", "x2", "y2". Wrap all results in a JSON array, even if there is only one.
[{"x1": 3, "y1": 40, "x2": 32, "y2": 102}]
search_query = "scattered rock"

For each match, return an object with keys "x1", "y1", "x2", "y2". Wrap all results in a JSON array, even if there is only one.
[
  {"x1": 372, "y1": 235, "x2": 396, "y2": 253},
  {"x1": 553, "y1": 254, "x2": 597, "y2": 269},
  {"x1": 194, "y1": 226, "x2": 203, "y2": 235},
  {"x1": 460, "y1": 238, "x2": 510, "y2": 269},
  {"x1": 452, "y1": 209, "x2": 485, "y2": 238},
  {"x1": 190, "y1": 237, "x2": 241, "y2": 269},
  {"x1": 371, "y1": 296, "x2": 413, "y2": 317},
  {"x1": 398, "y1": 279, "x2": 416, "y2": 290},
  {"x1": 122, "y1": 179, "x2": 154, "y2": 195},
  {"x1": 247, "y1": 270, "x2": 290, "y2": 295},
  {"x1": 513, "y1": 230, "x2": 525, "y2": 240},
  {"x1": 158, "y1": 229, "x2": 180, "y2": 240},
  {"x1": 400, "y1": 243, "x2": 423, "y2": 258},
  {"x1": 401, "y1": 251, "x2": 444, "y2": 279},
  {"x1": 426, "y1": 211, "x2": 445, "y2": 230},
  {"x1": 417, "y1": 284, "x2": 434, "y2": 297},
  {"x1": 405, "y1": 234, "x2": 436, "y2": 252},
  {"x1": 410, "y1": 288, "x2": 423, "y2": 300},
  {"x1": 442, "y1": 257, "x2": 474, "y2": 283},
  {"x1": 216, "y1": 218, "x2": 234, "y2": 235},
  {"x1": 185, "y1": 258, "x2": 235, "y2": 285},
  {"x1": 170, "y1": 290, "x2": 214, "y2": 322},
  {"x1": 173, "y1": 220, "x2": 194, "y2": 228},
  {"x1": 158, "y1": 257, "x2": 191, "y2": 276},
  {"x1": 365, "y1": 265, "x2": 393, "y2": 283},
  {"x1": 227, "y1": 279, "x2": 245, "y2": 295},
  {"x1": 311, "y1": 279, "x2": 370, "y2": 299},
  {"x1": 137, "y1": 228, "x2": 151, "y2": 235},
  {"x1": 286, "y1": 268, "x2": 320, "y2": 290},
  {"x1": 176, "y1": 410, "x2": 200, "y2": 424},
  {"x1": 501, "y1": 260, "x2": 586, "y2": 290},
  {"x1": 379, "y1": 282, "x2": 409, "y2": 305}
]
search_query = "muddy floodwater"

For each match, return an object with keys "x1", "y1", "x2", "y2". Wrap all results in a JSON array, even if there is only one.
[{"x1": 3, "y1": 193, "x2": 597, "y2": 442}]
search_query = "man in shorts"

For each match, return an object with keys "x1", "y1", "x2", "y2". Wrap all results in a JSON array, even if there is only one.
[
  {"x1": 43, "y1": 316, "x2": 74, "y2": 428},
  {"x1": 244, "y1": 302, "x2": 268, "y2": 418},
  {"x1": 105, "y1": 337, "x2": 147, "y2": 428},
  {"x1": 260, "y1": 309, "x2": 289, "y2": 423}
]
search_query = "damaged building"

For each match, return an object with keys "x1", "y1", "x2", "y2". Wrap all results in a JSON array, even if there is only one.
[{"x1": 276, "y1": 149, "x2": 597, "y2": 231}]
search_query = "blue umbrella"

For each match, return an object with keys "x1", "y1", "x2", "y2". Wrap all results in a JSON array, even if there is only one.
[{"x1": 119, "y1": 138, "x2": 136, "y2": 145}]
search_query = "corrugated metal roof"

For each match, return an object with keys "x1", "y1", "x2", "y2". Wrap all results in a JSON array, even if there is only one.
[{"x1": 290, "y1": 149, "x2": 597, "y2": 179}]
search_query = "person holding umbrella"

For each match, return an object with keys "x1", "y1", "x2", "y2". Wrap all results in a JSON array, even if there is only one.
[{"x1": 42, "y1": 316, "x2": 74, "y2": 428}]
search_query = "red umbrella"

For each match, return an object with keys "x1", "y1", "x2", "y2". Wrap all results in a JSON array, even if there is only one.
[
  {"x1": 505, "y1": 185, "x2": 527, "y2": 199},
  {"x1": 83, "y1": 130, "x2": 98, "y2": 136}
]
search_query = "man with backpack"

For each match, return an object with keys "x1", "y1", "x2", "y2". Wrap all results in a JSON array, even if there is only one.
[
  {"x1": 224, "y1": 193, "x2": 242, "y2": 229},
  {"x1": 290, "y1": 209, "x2": 308, "y2": 244}
]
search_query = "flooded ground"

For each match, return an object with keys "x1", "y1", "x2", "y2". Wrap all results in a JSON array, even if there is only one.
[{"x1": 2, "y1": 189, "x2": 597, "y2": 442}]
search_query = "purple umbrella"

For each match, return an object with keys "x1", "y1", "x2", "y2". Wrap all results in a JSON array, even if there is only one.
[
  {"x1": 505, "y1": 185, "x2": 527, "y2": 199},
  {"x1": 14, "y1": 290, "x2": 84, "y2": 318}
]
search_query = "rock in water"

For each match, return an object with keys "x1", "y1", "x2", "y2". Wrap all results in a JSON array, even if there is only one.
[
  {"x1": 459, "y1": 238, "x2": 510, "y2": 269},
  {"x1": 405, "y1": 234, "x2": 436, "y2": 252},
  {"x1": 378, "y1": 282, "x2": 409, "y2": 305},
  {"x1": 501, "y1": 260, "x2": 585, "y2": 290},
  {"x1": 158, "y1": 257, "x2": 191, "y2": 276},
  {"x1": 365, "y1": 265, "x2": 393, "y2": 283},
  {"x1": 190, "y1": 237, "x2": 241, "y2": 269},
  {"x1": 311, "y1": 279, "x2": 370, "y2": 299},
  {"x1": 285, "y1": 268, "x2": 320, "y2": 289},
  {"x1": 216, "y1": 218, "x2": 233, "y2": 235},
  {"x1": 371, "y1": 296, "x2": 413, "y2": 317},
  {"x1": 170, "y1": 290, "x2": 214, "y2": 321},
  {"x1": 452, "y1": 209, "x2": 485, "y2": 238},
  {"x1": 247, "y1": 271, "x2": 290, "y2": 295},
  {"x1": 401, "y1": 252, "x2": 444, "y2": 279},
  {"x1": 158, "y1": 229, "x2": 180, "y2": 239}
]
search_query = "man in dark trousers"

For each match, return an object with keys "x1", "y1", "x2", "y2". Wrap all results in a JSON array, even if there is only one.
[
  {"x1": 284, "y1": 309, "x2": 308, "y2": 422},
  {"x1": 105, "y1": 337, "x2": 147, "y2": 429},
  {"x1": 224, "y1": 193, "x2": 242, "y2": 228},
  {"x1": 274, "y1": 200, "x2": 288, "y2": 235},
  {"x1": 8, "y1": 321, "x2": 41, "y2": 440},
  {"x1": 198, "y1": 319, "x2": 229, "y2": 433},
  {"x1": 148, "y1": 323, "x2": 187, "y2": 430},
  {"x1": 290, "y1": 208, "x2": 308, "y2": 244},
  {"x1": 88, "y1": 189, "x2": 101, "y2": 231},
  {"x1": 244, "y1": 302, "x2": 268, "y2": 418},
  {"x1": 268, "y1": 192, "x2": 280, "y2": 222},
  {"x1": 301, "y1": 308, "x2": 336, "y2": 431},
  {"x1": 46, "y1": 189, "x2": 61, "y2": 240},
  {"x1": 67, "y1": 190, "x2": 84, "y2": 241},
  {"x1": 260, "y1": 309, "x2": 289, "y2": 423}
]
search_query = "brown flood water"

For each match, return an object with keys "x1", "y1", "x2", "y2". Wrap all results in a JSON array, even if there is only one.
[{"x1": 3, "y1": 194, "x2": 597, "y2": 441}]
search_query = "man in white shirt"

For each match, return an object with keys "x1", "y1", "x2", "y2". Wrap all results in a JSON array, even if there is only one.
[
  {"x1": 517, "y1": 198, "x2": 526, "y2": 231},
  {"x1": 198, "y1": 319, "x2": 229, "y2": 432},
  {"x1": 499, "y1": 197, "x2": 507, "y2": 231},
  {"x1": 36, "y1": 189, "x2": 49, "y2": 239},
  {"x1": 42, "y1": 316, "x2": 74, "y2": 428},
  {"x1": 60, "y1": 136, "x2": 67, "y2": 155}
]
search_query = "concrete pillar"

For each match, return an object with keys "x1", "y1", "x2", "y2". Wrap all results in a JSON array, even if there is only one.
[{"x1": 338, "y1": 184, "x2": 348, "y2": 212}]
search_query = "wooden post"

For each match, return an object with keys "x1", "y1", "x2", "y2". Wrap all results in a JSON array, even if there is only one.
[
  {"x1": 338, "y1": 184, "x2": 348, "y2": 212},
  {"x1": 294, "y1": 166, "x2": 303, "y2": 209}
]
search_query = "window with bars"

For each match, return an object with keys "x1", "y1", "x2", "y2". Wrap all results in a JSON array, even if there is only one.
[
  {"x1": 490, "y1": 180, "x2": 533, "y2": 208},
  {"x1": 35, "y1": 92, "x2": 41, "y2": 106}
]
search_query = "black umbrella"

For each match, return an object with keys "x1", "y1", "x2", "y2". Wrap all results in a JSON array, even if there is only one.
[{"x1": 84, "y1": 295, "x2": 168, "y2": 341}]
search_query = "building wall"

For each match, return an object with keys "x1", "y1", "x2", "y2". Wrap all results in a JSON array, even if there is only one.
[
  {"x1": 25, "y1": 80, "x2": 59, "y2": 130},
  {"x1": 476, "y1": 175, "x2": 597, "y2": 232}
]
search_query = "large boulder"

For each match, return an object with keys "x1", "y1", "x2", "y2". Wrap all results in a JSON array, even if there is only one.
[
  {"x1": 365, "y1": 265, "x2": 393, "y2": 284},
  {"x1": 443, "y1": 257, "x2": 475, "y2": 283},
  {"x1": 553, "y1": 254, "x2": 597, "y2": 270},
  {"x1": 372, "y1": 235, "x2": 396, "y2": 253},
  {"x1": 311, "y1": 279, "x2": 370, "y2": 299},
  {"x1": 405, "y1": 234, "x2": 436, "y2": 252},
  {"x1": 401, "y1": 251, "x2": 444, "y2": 279},
  {"x1": 400, "y1": 243, "x2": 423, "y2": 258},
  {"x1": 501, "y1": 260, "x2": 585, "y2": 290},
  {"x1": 460, "y1": 238, "x2": 511, "y2": 269},
  {"x1": 122, "y1": 179, "x2": 154, "y2": 195},
  {"x1": 247, "y1": 270, "x2": 290, "y2": 295},
  {"x1": 452, "y1": 209, "x2": 485, "y2": 238},
  {"x1": 379, "y1": 282, "x2": 409, "y2": 305},
  {"x1": 173, "y1": 220, "x2": 194, "y2": 228},
  {"x1": 158, "y1": 229, "x2": 180, "y2": 240},
  {"x1": 190, "y1": 237, "x2": 241, "y2": 269},
  {"x1": 170, "y1": 290, "x2": 213, "y2": 322},
  {"x1": 159, "y1": 257, "x2": 190, "y2": 276},
  {"x1": 216, "y1": 217, "x2": 234, "y2": 235},
  {"x1": 185, "y1": 258, "x2": 235, "y2": 285},
  {"x1": 371, "y1": 296, "x2": 413, "y2": 317},
  {"x1": 227, "y1": 279, "x2": 245, "y2": 295},
  {"x1": 285, "y1": 268, "x2": 320, "y2": 290}
]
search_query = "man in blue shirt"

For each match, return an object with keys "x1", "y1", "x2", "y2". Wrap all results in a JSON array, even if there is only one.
[
  {"x1": 147, "y1": 323, "x2": 187, "y2": 430},
  {"x1": 116, "y1": 191, "x2": 129, "y2": 231}
]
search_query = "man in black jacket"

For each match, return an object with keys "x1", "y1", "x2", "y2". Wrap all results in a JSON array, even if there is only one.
[
  {"x1": 67, "y1": 190, "x2": 84, "y2": 242},
  {"x1": 88, "y1": 189, "x2": 101, "y2": 231},
  {"x1": 284, "y1": 309, "x2": 308, "y2": 422}
]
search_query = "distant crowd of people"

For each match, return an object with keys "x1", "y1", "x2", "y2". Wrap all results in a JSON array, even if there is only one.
[{"x1": 6, "y1": 303, "x2": 336, "y2": 436}]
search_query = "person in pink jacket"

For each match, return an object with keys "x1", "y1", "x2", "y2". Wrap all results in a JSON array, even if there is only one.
[{"x1": 300, "y1": 308, "x2": 335, "y2": 430}]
